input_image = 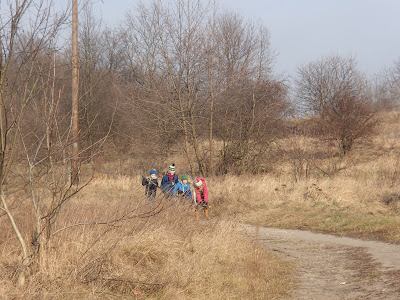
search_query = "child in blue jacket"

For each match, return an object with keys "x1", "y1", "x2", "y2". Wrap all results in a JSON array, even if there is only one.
[{"x1": 173, "y1": 174, "x2": 192, "y2": 200}]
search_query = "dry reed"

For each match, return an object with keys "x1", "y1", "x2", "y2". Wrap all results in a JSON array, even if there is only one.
[{"x1": 0, "y1": 174, "x2": 291, "y2": 299}]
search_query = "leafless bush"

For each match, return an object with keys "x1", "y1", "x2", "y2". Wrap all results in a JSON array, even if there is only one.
[
  {"x1": 296, "y1": 55, "x2": 378, "y2": 155},
  {"x1": 374, "y1": 59, "x2": 400, "y2": 111},
  {"x1": 283, "y1": 136, "x2": 312, "y2": 182},
  {"x1": 381, "y1": 193, "x2": 400, "y2": 211},
  {"x1": 376, "y1": 157, "x2": 400, "y2": 187},
  {"x1": 0, "y1": 174, "x2": 292, "y2": 299}
]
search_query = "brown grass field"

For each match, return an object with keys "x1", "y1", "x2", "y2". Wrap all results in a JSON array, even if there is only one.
[
  {"x1": 0, "y1": 175, "x2": 292, "y2": 299},
  {"x1": 1, "y1": 111, "x2": 400, "y2": 299},
  {"x1": 210, "y1": 111, "x2": 400, "y2": 242}
]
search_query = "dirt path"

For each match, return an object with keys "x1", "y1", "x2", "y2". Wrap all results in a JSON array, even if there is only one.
[{"x1": 240, "y1": 224, "x2": 400, "y2": 300}]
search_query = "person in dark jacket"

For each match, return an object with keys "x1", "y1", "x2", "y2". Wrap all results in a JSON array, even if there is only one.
[
  {"x1": 161, "y1": 164, "x2": 179, "y2": 197},
  {"x1": 142, "y1": 169, "x2": 158, "y2": 203}
]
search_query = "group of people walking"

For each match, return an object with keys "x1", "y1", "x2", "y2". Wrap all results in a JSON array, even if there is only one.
[{"x1": 141, "y1": 164, "x2": 210, "y2": 220}]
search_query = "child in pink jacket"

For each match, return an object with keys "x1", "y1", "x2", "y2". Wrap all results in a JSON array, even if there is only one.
[{"x1": 193, "y1": 177, "x2": 210, "y2": 220}]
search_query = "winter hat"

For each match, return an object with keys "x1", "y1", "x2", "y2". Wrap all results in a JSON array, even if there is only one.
[
  {"x1": 181, "y1": 174, "x2": 189, "y2": 181},
  {"x1": 193, "y1": 178, "x2": 203, "y2": 187},
  {"x1": 168, "y1": 164, "x2": 175, "y2": 174},
  {"x1": 150, "y1": 169, "x2": 157, "y2": 175}
]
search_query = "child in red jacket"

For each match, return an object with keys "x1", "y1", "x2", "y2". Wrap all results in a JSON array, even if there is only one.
[{"x1": 193, "y1": 177, "x2": 210, "y2": 220}]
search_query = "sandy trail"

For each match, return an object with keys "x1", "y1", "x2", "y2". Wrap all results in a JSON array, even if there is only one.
[{"x1": 240, "y1": 224, "x2": 400, "y2": 300}]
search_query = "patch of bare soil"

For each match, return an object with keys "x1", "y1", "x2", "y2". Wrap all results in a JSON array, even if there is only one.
[{"x1": 241, "y1": 225, "x2": 400, "y2": 300}]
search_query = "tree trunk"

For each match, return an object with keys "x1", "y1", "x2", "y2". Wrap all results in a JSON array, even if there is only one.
[
  {"x1": 208, "y1": 6, "x2": 217, "y2": 176},
  {"x1": 189, "y1": 101, "x2": 205, "y2": 176},
  {"x1": 71, "y1": 0, "x2": 80, "y2": 185},
  {"x1": 1, "y1": 189, "x2": 31, "y2": 286},
  {"x1": 178, "y1": 94, "x2": 195, "y2": 176}
]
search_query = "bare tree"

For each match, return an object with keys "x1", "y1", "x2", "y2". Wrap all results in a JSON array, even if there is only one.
[
  {"x1": 388, "y1": 59, "x2": 400, "y2": 101},
  {"x1": 295, "y1": 55, "x2": 377, "y2": 155},
  {"x1": 212, "y1": 14, "x2": 288, "y2": 174},
  {"x1": 0, "y1": 0, "x2": 70, "y2": 285},
  {"x1": 72, "y1": 0, "x2": 79, "y2": 184},
  {"x1": 120, "y1": 0, "x2": 212, "y2": 175},
  {"x1": 374, "y1": 59, "x2": 400, "y2": 111},
  {"x1": 79, "y1": 3, "x2": 106, "y2": 162},
  {"x1": 206, "y1": 2, "x2": 217, "y2": 175},
  {"x1": 116, "y1": 0, "x2": 287, "y2": 175}
]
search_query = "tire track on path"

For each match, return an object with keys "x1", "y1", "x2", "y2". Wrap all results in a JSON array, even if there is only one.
[{"x1": 240, "y1": 224, "x2": 400, "y2": 299}]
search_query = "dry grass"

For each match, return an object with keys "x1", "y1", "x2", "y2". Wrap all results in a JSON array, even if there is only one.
[
  {"x1": 209, "y1": 111, "x2": 400, "y2": 242},
  {"x1": 209, "y1": 157, "x2": 400, "y2": 241},
  {"x1": 0, "y1": 175, "x2": 292, "y2": 299},
  {"x1": 3, "y1": 110, "x2": 400, "y2": 298}
]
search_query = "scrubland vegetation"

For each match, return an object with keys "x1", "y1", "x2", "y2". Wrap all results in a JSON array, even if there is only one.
[
  {"x1": 1, "y1": 0, "x2": 400, "y2": 299},
  {"x1": 211, "y1": 111, "x2": 400, "y2": 242},
  {"x1": 3, "y1": 109, "x2": 400, "y2": 298},
  {"x1": 0, "y1": 175, "x2": 292, "y2": 299}
]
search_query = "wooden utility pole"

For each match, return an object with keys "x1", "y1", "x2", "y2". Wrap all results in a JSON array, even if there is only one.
[{"x1": 71, "y1": 0, "x2": 79, "y2": 184}]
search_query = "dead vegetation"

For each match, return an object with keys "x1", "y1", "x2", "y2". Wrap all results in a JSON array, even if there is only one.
[
  {"x1": 2, "y1": 109, "x2": 400, "y2": 298},
  {"x1": 1, "y1": 0, "x2": 400, "y2": 298},
  {"x1": 0, "y1": 175, "x2": 292, "y2": 299},
  {"x1": 210, "y1": 111, "x2": 400, "y2": 242}
]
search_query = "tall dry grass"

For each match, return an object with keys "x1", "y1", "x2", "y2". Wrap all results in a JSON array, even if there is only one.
[
  {"x1": 3, "y1": 111, "x2": 400, "y2": 298},
  {"x1": 209, "y1": 111, "x2": 400, "y2": 241},
  {"x1": 0, "y1": 175, "x2": 291, "y2": 299}
]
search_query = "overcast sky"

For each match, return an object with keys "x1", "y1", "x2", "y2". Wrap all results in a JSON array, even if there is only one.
[{"x1": 98, "y1": 0, "x2": 400, "y2": 78}]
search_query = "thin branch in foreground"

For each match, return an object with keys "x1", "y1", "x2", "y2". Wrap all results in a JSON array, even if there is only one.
[{"x1": 51, "y1": 202, "x2": 165, "y2": 236}]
